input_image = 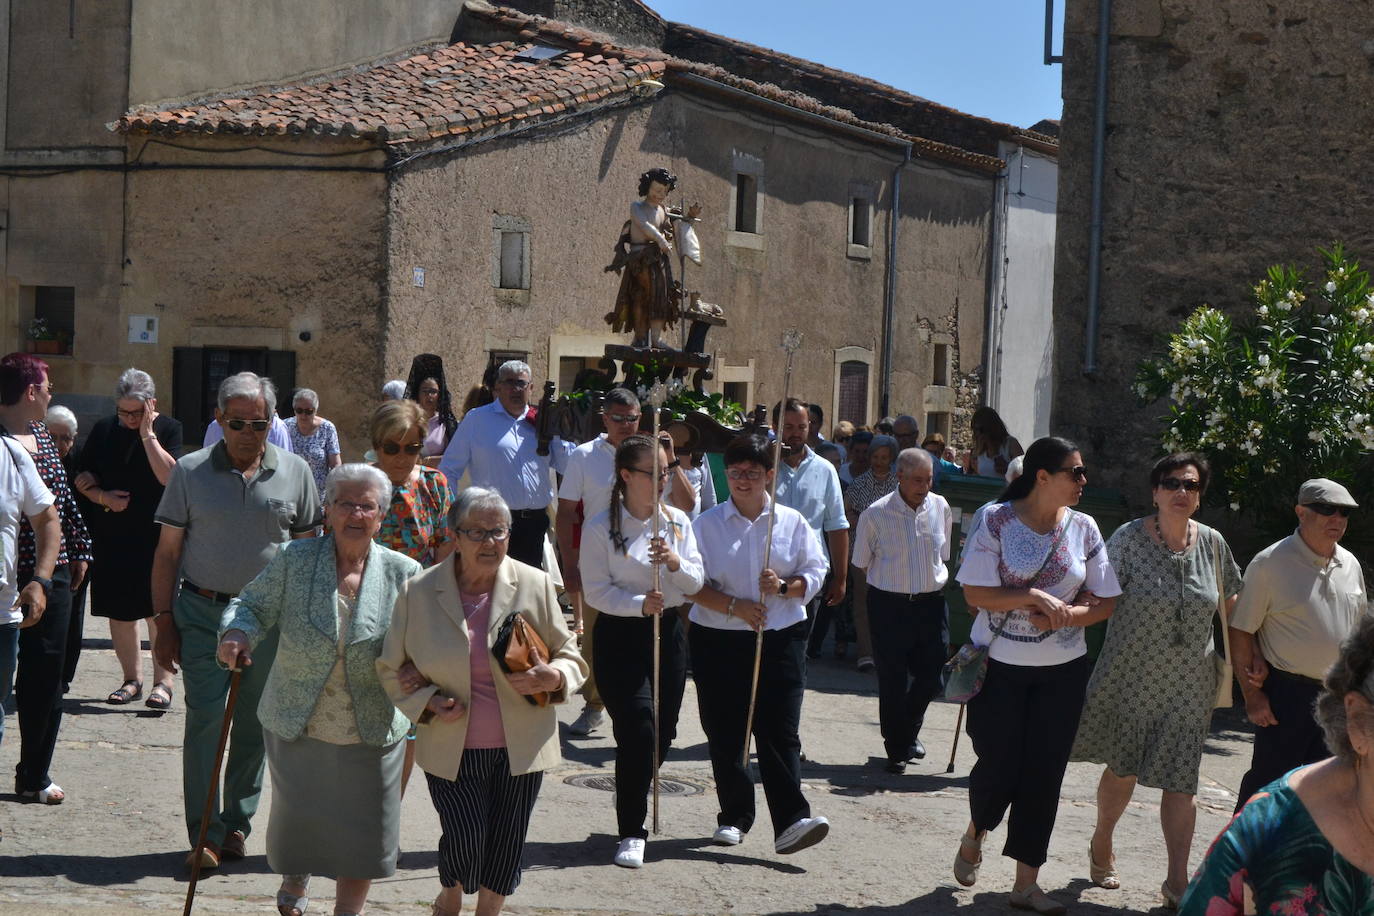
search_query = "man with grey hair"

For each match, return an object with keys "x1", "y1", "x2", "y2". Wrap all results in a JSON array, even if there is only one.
[
  {"x1": 851, "y1": 447, "x2": 952, "y2": 774},
  {"x1": 1230, "y1": 477, "x2": 1368, "y2": 811},
  {"x1": 381, "y1": 379, "x2": 407, "y2": 401},
  {"x1": 151, "y1": 370, "x2": 321, "y2": 869},
  {"x1": 892, "y1": 414, "x2": 921, "y2": 455},
  {"x1": 438, "y1": 359, "x2": 571, "y2": 569},
  {"x1": 202, "y1": 373, "x2": 292, "y2": 452}
]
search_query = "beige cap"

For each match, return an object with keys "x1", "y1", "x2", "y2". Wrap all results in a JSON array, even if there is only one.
[{"x1": 1298, "y1": 478, "x2": 1359, "y2": 508}]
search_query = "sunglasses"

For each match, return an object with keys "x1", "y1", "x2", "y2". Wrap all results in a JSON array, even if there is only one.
[
  {"x1": 116, "y1": 407, "x2": 146, "y2": 419},
  {"x1": 1306, "y1": 503, "x2": 1353, "y2": 518},
  {"x1": 1159, "y1": 477, "x2": 1202, "y2": 492},
  {"x1": 380, "y1": 441, "x2": 423, "y2": 456},
  {"x1": 500, "y1": 378, "x2": 530, "y2": 390},
  {"x1": 1055, "y1": 465, "x2": 1088, "y2": 482},
  {"x1": 458, "y1": 526, "x2": 511, "y2": 542},
  {"x1": 294, "y1": 407, "x2": 316, "y2": 415},
  {"x1": 225, "y1": 418, "x2": 271, "y2": 431},
  {"x1": 606, "y1": 413, "x2": 641, "y2": 425}
]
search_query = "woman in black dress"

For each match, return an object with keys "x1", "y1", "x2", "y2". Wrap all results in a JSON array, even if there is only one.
[{"x1": 72, "y1": 368, "x2": 181, "y2": 708}]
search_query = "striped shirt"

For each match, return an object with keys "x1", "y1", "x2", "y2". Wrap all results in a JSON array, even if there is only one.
[{"x1": 852, "y1": 490, "x2": 952, "y2": 594}]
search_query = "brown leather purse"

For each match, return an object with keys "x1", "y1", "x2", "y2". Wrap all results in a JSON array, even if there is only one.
[{"x1": 491, "y1": 613, "x2": 551, "y2": 707}]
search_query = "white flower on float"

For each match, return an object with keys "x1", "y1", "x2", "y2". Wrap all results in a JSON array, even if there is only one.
[{"x1": 1326, "y1": 281, "x2": 1338, "y2": 293}]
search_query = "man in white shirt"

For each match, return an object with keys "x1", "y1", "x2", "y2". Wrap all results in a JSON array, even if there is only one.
[
  {"x1": 438, "y1": 360, "x2": 571, "y2": 569},
  {"x1": 852, "y1": 447, "x2": 952, "y2": 773}
]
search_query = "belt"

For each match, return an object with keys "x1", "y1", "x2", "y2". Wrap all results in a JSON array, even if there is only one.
[
  {"x1": 1268, "y1": 667, "x2": 1323, "y2": 688},
  {"x1": 181, "y1": 579, "x2": 237, "y2": 604},
  {"x1": 510, "y1": 508, "x2": 547, "y2": 519},
  {"x1": 873, "y1": 586, "x2": 944, "y2": 602}
]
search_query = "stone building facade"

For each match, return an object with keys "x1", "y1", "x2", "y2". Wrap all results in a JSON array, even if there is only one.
[{"x1": 1053, "y1": 0, "x2": 1374, "y2": 502}]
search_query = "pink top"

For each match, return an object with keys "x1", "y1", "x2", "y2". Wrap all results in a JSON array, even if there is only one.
[
  {"x1": 461, "y1": 590, "x2": 506, "y2": 749},
  {"x1": 422, "y1": 413, "x2": 448, "y2": 457}
]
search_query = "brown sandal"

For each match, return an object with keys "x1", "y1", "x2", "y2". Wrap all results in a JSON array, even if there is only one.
[{"x1": 107, "y1": 679, "x2": 143, "y2": 704}]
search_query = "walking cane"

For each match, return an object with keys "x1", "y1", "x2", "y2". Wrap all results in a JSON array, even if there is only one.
[
  {"x1": 945, "y1": 703, "x2": 965, "y2": 774},
  {"x1": 741, "y1": 329, "x2": 803, "y2": 768},
  {"x1": 184, "y1": 667, "x2": 243, "y2": 916},
  {"x1": 647, "y1": 381, "x2": 668, "y2": 835}
]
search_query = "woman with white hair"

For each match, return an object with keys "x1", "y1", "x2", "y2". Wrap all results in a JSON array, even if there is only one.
[
  {"x1": 72, "y1": 368, "x2": 182, "y2": 708},
  {"x1": 285, "y1": 388, "x2": 341, "y2": 501},
  {"x1": 45, "y1": 405, "x2": 88, "y2": 693},
  {"x1": 218, "y1": 464, "x2": 421, "y2": 916}
]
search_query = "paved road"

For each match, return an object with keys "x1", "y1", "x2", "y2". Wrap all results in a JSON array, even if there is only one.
[{"x1": 0, "y1": 640, "x2": 1255, "y2": 914}]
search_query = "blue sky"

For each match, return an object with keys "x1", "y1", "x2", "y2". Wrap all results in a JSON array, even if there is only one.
[{"x1": 649, "y1": 0, "x2": 1065, "y2": 129}]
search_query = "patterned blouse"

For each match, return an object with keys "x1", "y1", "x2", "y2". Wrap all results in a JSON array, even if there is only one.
[
  {"x1": 285, "y1": 416, "x2": 340, "y2": 499},
  {"x1": 374, "y1": 465, "x2": 455, "y2": 567},
  {"x1": 3, "y1": 421, "x2": 93, "y2": 574},
  {"x1": 845, "y1": 469, "x2": 898, "y2": 517}
]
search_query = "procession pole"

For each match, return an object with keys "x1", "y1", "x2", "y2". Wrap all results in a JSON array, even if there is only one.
[
  {"x1": 741, "y1": 329, "x2": 803, "y2": 768},
  {"x1": 647, "y1": 381, "x2": 668, "y2": 834}
]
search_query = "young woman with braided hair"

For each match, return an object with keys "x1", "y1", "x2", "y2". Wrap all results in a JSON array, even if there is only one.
[{"x1": 578, "y1": 435, "x2": 704, "y2": 869}]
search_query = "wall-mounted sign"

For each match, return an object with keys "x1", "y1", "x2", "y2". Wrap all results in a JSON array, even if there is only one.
[
  {"x1": 128, "y1": 315, "x2": 159, "y2": 344},
  {"x1": 412, "y1": 267, "x2": 426, "y2": 288}
]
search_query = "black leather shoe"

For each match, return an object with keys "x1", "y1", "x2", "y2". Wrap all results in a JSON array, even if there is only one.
[
  {"x1": 908, "y1": 739, "x2": 927, "y2": 761},
  {"x1": 885, "y1": 759, "x2": 907, "y2": 775}
]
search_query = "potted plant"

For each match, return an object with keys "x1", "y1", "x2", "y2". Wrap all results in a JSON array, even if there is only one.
[{"x1": 26, "y1": 317, "x2": 63, "y2": 355}]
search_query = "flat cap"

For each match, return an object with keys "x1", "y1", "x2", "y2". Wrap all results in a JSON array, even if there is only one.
[{"x1": 1298, "y1": 478, "x2": 1359, "y2": 508}]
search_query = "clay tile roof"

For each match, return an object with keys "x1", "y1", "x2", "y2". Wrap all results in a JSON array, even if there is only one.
[{"x1": 114, "y1": 29, "x2": 667, "y2": 143}]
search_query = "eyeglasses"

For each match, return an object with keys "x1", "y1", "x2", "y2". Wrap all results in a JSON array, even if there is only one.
[
  {"x1": 1159, "y1": 477, "x2": 1202, "y2": 492},
  {"x1": 418, "y1": 388, "x2": 440, "y2": 397},
  {"x1": 628, "y1": 466, "x2": 671, "y2": 481},
  {"x1": 1306, "y1": 503, "x2": 1353, "y2": 518},
  {"x1": 116, "y1": 407, "x2": 146, "y2": 419},
  {"x1": 294, "y1": 407, "x2": 316, "y2": 415},
  {"x1": 1055, "y1": 465, "x2": 1088, "y2": 482},
  {"x1": 606, "y1": 413, "x2": 641, "y2": 425},
  {"x1": 334, "y1": 500, "x2": 380, "y2": 517},
  {"x1": 500, "y1": 378, "x2": 530, "y2": 390},
  {"x1": 458, "y1": 526, "x2": 511, "y2": 542},
  {"x1": 726, "y1": 468, "x2": 766, "y2": 481},
  {"x1": 225, "y1": 418, "x2": 271, "y2": 432},
  {"x1": 33, "y1": 382, "x2": 54, "y2": 395},
  {"x1": 380, "y1": 441, "x2": 423, "y2": 456}
]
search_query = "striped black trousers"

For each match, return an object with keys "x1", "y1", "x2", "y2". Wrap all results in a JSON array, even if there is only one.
[{"x1": 425, "y1": 747, "x2": 543, "y2": 896}]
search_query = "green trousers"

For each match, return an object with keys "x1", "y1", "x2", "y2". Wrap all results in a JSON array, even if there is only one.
[{"x1": 175, "y1": 590, "x2": 278, "y2": 849}]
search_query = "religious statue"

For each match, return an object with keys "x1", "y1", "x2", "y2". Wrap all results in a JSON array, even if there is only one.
[{"x1": 604, "y1": 167, "x2": 702, "y2": 349}]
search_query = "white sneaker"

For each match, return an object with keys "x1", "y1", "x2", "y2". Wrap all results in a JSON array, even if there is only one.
[
  {"x1": 775, "y1": 815, "x2": 830, "y2": 854},
  {"x1": 711, "y1": 825, "x2": 743, "y2": 846},
  {"x1": 568, "y1": 706, "x2": 604, "y2": 736},
  {"x1": 613, "y1": 836, "x2": 645, "y2": 868}
]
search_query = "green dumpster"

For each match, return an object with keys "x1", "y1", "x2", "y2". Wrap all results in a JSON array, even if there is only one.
[{"x1": 936, "y1": 474, "x2": 1131, "y2": 659}]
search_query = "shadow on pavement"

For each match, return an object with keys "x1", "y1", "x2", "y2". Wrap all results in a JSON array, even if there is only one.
[
  {"x1": 525, "y1": 833, "x2": 808, "y2": 875},
  {"x1": 813, "y1": 761, "x2": 969, "y2": 797},
  {"x1": 0, "y1": 850, "x2": 274, "y2": 885},
  {"x1": 63, "y1": 697, "x2": 167, "y2": 718},
  {"x1": 762, "y1": 880, "x2": 1176, "y2": 914}
]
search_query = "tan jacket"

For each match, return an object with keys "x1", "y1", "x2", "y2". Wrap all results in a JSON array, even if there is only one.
[{"x1": 377, "y1": 555, "x2": 587, "y2": 779}]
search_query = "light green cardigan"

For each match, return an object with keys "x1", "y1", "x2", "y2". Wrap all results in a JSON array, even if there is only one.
[{"x1": 220, "y1": 534, "x2": 422, "y2": 746}]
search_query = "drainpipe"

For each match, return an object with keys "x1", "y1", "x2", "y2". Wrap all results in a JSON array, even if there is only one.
[
  {"x1": 1083, "y1": 0, "x2": 1112, "y2": 375},
  {"x1": 880, "y1": 144, "x2": 912, "y2": 419}
]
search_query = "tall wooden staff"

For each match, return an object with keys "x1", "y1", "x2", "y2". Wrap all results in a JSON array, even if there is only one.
[
  {"x1": 647, "y1": 381, "x2": 668, "y2": 834},
  {"x1": 184, "y1": 668, "x2": 243, "y2": 916},
  {"x1": 741, "y1": 329, "x2": 803, "y2": 767}
]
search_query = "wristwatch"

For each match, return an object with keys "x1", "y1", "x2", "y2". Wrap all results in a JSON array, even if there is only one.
[
  {"x1": 777, "y1": 578, "x2": 788, "y2": 597},
  {"x1": 30, "y1": 576, "x2": 52, "y2": 597},
  {"x1": 668, "y1": 459, "x2": 681, "y2": 468}
]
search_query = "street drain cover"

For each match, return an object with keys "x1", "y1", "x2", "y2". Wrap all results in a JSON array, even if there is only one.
[{"x1": 565, "y1": 773, "x2": 706, "y2": 796}]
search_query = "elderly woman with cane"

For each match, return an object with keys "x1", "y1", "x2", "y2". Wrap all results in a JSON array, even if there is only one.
[
  {"x1": 217, "y1": 464, "x2": 421, "y2": 916},
  {"x1": 378, "y1": 487, "x2": 586, "y2": 916},
  {"x1": 580, "y1": 434, "x2": 704, "y2": 868},
  {"x1": 686, "y1": 433, "x2": 830, "y2": 855}
]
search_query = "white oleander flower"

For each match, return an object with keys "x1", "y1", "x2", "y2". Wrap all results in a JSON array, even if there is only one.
[{"x1": 1326, "y1": 281, "x2": 1338, "y2": 293}]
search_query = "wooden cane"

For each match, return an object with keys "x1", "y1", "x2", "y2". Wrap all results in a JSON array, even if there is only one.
[
  {"x1": 184, "y1": 667, "x2": 243, "y2": 916},
  {"x1": 741, "y1": 330, "x2": 803, "y2": 768},
  {"x1": 647, "y1": 382, "x2": 667, "y2": 834},
  {"x1": 945, "y1": 703, "x2": 965, "y2": 774}
]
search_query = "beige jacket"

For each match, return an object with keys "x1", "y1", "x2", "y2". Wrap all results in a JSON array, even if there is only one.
[{"x1": 377, "y1": 555, "x2": 587, "y2": 779}]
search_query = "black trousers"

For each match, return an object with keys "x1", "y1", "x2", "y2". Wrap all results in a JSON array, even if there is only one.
[
  {"x1": 15, "y1": 563, "x2": 73, "y2": 793},
  {"x1": 1235, "y1": 668, "x2": 1327, "y2": 812},
  {"x1": 868, "y1": 588, "x2": 948, "y2": 762},
  {"x1": 690, "y1": 620, "x2": 810, "y2": 837},
  {"x1": 61, "y1": 574, "x2": 89, "y2": 692},
  {"x1": 507, "y1": 511, "x2": 548, "y2": 569},
  {"x1": 966, "y1": 655, "x2": 1090, "y2": 868},
  {"x1": 593, "y1": 609, "x2": 688, "y2": 840}
]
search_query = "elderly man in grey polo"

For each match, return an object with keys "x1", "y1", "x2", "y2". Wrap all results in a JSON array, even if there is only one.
[
  {"x1": 1229, "y1": 477, "x2": 1369, "y2": 812},
  {"x1": 151, "y1": 371, "x2": 321, "y2": 869}
]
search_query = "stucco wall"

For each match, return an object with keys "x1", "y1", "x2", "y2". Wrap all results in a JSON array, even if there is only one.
[
  {"x1": 1054, "y1": 0, "x2": 1374, "y2": 492},
  {"x1": 128, "y1": 0, "x2": 461, "y2": 105},
  {"x1": 383, "y1": 91, "x2": 985, "y2": 433},
  {"x1": 119, "y1": 138, "x2": 388, "y2": 455}
]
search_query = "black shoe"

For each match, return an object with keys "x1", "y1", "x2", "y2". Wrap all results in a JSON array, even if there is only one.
[
  {"x1": 908, "y1": 739, "x2": 926, "y2": 761},
  {"x1": 885, "y1": 759, "x2": 907, "y2": 775}
]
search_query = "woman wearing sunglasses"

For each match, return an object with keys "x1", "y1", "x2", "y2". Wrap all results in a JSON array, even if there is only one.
[
  {"x1": 1070, "y1": 452, "x2": 1241, "y2": 907},
  {"x1": 953, "y1": 436, "x2": 1121, "y2": 914},
  {"x1": 285, "y1": 388, "x2": 341, "y2": 504}
]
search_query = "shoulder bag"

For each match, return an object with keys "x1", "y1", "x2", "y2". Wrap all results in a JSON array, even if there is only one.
[
  {"x1": 942, "y1": 510, "x2": 1072, "y2": 703},
  {"x1": 492, "y1": 612, "x2": 552, "y2": 707},
  {"x1": 1211, "y1": 529, "x2": 1235, "y2": 709}
]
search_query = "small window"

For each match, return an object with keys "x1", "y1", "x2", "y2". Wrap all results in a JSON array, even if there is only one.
[
  {"x1": 31, "y1": 286, "x2": 75, "y2": 356},
  {"x1": 849, "y1": 197, "x2": 871, "y2": 248},
  {"x1": 722, "y1": 381, "x2": 748, "y2": 408},
  {"x1": 933, "y1": 343, "x2": 949, "y2": 386},
  {"x1": 927, "y1": 411, "x2": 951, "y2": 439},
  {"x1": 499, "y1": 231, "x2": 527, "y2": 290},
  {"x1": 837, "y1": 360, "x2": 869, "y2": 426},
  {"x1": 734, "y1": 173, "x2": 758, "y2": 233}
]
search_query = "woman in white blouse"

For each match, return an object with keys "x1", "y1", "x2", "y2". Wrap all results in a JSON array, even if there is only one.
[
  {"x1": 952, "y1": 436, "x2": 1121, "y2": 915},
  {"x1": 579, "y1": 435, "x2": 704, "y2": 869}
]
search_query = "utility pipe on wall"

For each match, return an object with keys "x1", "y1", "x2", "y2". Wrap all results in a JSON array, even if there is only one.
[
  {"x1": 880, "y1": 144, "x2": 912, "y2": 419},
  {"x1": 1083, "y1": 0, "x2": 1112, "y2": 376}
]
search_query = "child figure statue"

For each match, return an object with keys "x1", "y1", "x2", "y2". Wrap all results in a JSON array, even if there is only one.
[{"x1": 604, "y1": 167, "x2": 701, "y2": 349}]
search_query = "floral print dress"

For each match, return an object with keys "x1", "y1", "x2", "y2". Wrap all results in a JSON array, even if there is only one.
[
  {"x1": 1181, "y1": 768, "x2": 1374, "y2": 914},
  {"x1": 374, "y1": 465, "x2": 454, "y2": 567}
]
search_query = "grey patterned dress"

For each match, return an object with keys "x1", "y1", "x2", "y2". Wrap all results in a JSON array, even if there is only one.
[{"x1": 1071, "y1": 519, "x2": 1242, "y2": 795}]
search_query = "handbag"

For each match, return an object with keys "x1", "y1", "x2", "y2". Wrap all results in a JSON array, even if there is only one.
[
  {"x1": 491, "y1": 612, "x2": 552, "y2": 707},
  {"x1": 942, "y1": 512, "x2": 1072, "y2": 703},
  {"x1": 1211, "y1": 530, "x2": 1235, "y2": 709}
]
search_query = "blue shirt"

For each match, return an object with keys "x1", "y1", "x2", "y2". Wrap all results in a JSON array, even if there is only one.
[
  {"x1": 934, "y1": 457, "x2": 963, "y2": 483},
  {"x1": 437, "y1": 400, "x2": 572, "y2": 510},
  {"x1": 774, "y1": 446, "x2": 849, "y2": 534}
]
